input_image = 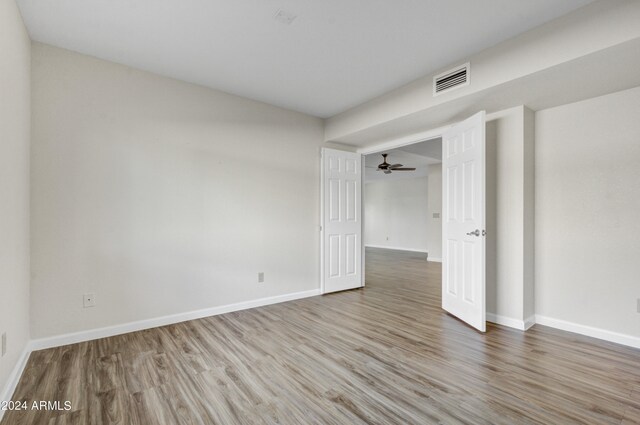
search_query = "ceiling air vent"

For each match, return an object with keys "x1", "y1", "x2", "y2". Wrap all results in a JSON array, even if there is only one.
[{"x1": 433, "y1": 63, "x2": 470, "y2": 96}]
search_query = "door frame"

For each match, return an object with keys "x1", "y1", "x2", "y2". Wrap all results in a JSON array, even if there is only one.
[
  {"x1": 324, "y1": 114, "x2": 496, "y2": 297},
  {"x1": 357, "y1": 118, "x2": 481, "y2": 305},
  {"x1": 355, "y1": 124, "x2": 449, "y2": 287},
  {"x1": 356, "y1": 125, "x2": 452, "y2": 157}
]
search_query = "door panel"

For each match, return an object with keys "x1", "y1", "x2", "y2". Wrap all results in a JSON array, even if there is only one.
[
  {"x1": 442, "y1": 111, "x2": 486, "y2": 332},
  {"x1": 345, "y1": 233, "x2": 357, "y2": 276},
  {"x1": 345, "y1": 180, "x2": 356, "y2": 221},
  {"x1": 322, "y1": 148, "x2": 362, "y2": 294},
  {"x1": 329, "y1": 235, "x2": 340, "y2": 278},
  {"x1": 329, "y1": 179, "x2": 340, "y2": 221}
]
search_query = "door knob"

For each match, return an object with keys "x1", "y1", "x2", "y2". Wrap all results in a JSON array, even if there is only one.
[{"x1": 466, "y1": 229, "x2": 480, "y2": 237}]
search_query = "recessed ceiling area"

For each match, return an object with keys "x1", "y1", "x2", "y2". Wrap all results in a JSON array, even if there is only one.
[
  {"x1": 16, "y1": 0, "x2": 594, "y2": 118},
  {"x1": 365, "y1": 138, "x2": 441, "y2": 182}
]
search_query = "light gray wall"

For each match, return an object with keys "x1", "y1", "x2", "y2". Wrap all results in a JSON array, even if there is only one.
[
  {"x1": 364, "y1": 176, "x2": 428, "y2": 252},
  {"x1": 0, "y1": 0, "x2": 31, "y2": 398},
  {"x1": 523, "y1": 107, "x2": 535, "y2": 321},
  {"x1": 30, "y1": 43, "x2": 325, "y2": 339},
  {"x1": 485, "y1": 106, "x2": 535, "y2": 325},
  {"x1": 535, "y1": 86, "x2": 640, "y2": 338},
  {"x1": 426, "y1": 164, "x2": 442, "y2": 261}
]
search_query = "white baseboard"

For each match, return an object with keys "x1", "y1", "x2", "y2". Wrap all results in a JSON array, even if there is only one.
[
  {"x1": 427, "y1": 257, "x2": 442, "y2": 263},
  {"x1": 0, "y1": 345, "x2": 31, "y2": 418},
  {"x1": 524, "y1": 315, "x2": 536, "y2": 330},
  {"x1": 486, "y1": 313, "x2": 527, "y2": 331},
  {"x1": 365, "y1": 245, "x2": 428, "y2": 254},
  {"x1": 30, "y1": 289, "x2": 320, "y2": 351},
  {"x1": 0, "y1": 288, "x2": 320, "y2": 409},
  {"x1": 534, "y1": 315, "x2": 640, "y2": 349}
]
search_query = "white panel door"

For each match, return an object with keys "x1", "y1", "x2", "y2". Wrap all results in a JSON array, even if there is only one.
[
  {"x1": 322, "y1": 148, "x2": 362, "y2": 294},
  {"x1": 442, "y1": 111, "x2": 486, "y2": 332}
]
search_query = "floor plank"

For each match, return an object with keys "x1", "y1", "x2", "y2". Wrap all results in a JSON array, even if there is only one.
[{"x1": 3, "y1": 247, "x2": 639, "y2": 424}]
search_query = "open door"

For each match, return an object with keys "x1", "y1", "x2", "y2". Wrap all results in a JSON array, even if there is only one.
[
  {"x1": 321, "y1": 148, "x2": 362, "y2": 294},
  {"x1": 442, "y1": 111, "x2": 486, "y2": 332}
]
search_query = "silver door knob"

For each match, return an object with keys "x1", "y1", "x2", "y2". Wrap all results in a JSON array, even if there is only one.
[{"x1": 466, "y1": 229, "x2": 480, "y2": 237}]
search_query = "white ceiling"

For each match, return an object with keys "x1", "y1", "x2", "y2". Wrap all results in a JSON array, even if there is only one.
[
  {"x1": 365, "y1": 138, "x2": 441, "y2": 182},
  {"x1": 17, "y1": 0, "x2": 593, "y2": 118}
]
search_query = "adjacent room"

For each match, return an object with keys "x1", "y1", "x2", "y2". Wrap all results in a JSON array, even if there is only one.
[
  {"x1": 1, "y1": 0, "x2": 640, "y2": 423},
  {"x1": 363, "y1": 140, "x2": 442, "y2": 260}
]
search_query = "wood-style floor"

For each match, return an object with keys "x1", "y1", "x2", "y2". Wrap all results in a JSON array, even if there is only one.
[{"x1": 3, "y1": 248, "x2": 640, "y2": 424}]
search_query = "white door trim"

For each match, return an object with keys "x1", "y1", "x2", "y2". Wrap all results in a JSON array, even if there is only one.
[
  {"x1": 361, "y1": 157, "x2": 366, "y2": 287},
  {"x1": 356, "y1": 125, "x2": 451, "y2": 155},
  {"x1": 320, "y1": 149, "x2": 325, "y2": 292}
]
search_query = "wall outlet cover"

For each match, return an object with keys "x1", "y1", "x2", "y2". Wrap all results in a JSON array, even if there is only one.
[
  {"x1": 258, "y1": 272, "x2": 265, "y2": 283},
  {"x1": 1, "y1": 332, "x2": 6, "y2": 357}
]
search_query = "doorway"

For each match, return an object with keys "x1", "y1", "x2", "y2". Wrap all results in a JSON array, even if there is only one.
[
  {"x1": 321, "y1": 112, "x2": 487, "y2": 332},
  {"x1": 362, "y1": 139, "x2": 442, "y2": 263}
]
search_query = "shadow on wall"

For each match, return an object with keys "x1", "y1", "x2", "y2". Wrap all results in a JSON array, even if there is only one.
[{"x1": 485, "y1": 120, "x2": 498, "y2": 316}]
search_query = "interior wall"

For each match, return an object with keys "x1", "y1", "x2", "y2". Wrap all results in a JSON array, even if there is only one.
[
  {"x1": 523, "y1": 107, "x2": 535, "y2": 321},
  {"x1": 535, "y1": 86, "x2": 640, "y2": 339},
  {"x1": 485, "y1": 106, "x2": 534, "y2": 326},
  {"x1": 0, "y1": 0, "x2": 31, "y2": 398},
  {"x1": 426, "y1": 164, "x2": 442, "y2": 261},
  {"x1": 30, "y1": 43, "x2": 325, "y2": 339},
  {"x1": 364, "y1": 176, "x2": 428, "y2": 252}
]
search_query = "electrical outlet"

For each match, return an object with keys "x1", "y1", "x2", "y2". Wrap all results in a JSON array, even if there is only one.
[
  {"x1": 2, "y1": 332, "x2": 6, "y2": 357},
  {"x1": 637, "y1": 298, "x2": 640, "y2": 313},
  {"x1": 258, "y1": 272, "x2": 264, "y2": 283},
  {"x1": 386, "y1": 236, "x2": 389, "y2": 241},
  {"x1": 83, "y1": 293, "x2": 96, "y2": 308},
  {"x1": 433, "y1": 212, "x2": 440, "y2": 219}
]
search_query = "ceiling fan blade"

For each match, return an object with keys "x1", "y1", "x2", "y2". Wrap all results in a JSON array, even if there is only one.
[
  {"x1": 389, "y1": 164, "x2": 403, "y2": 168},
  {"x1": 391, "y1": 168, "x2": 416, "y2": 171},
  {"x1": 384, "y1": 170, "x2": 392, "y2": 174}
]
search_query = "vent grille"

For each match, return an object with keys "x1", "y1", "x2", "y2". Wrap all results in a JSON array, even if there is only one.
[{"x1": 433, "y1": 63, "x2": 469, "y2": 96}]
